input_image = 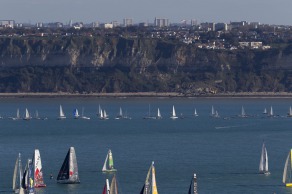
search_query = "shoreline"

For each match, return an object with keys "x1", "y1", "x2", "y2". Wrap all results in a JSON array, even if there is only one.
[{"x1": 1, "y1": 92, "x2": 292, "y2": 98}]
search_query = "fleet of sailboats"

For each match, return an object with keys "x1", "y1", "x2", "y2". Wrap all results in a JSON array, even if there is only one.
[
  {"x1": 259, "y1": 142, "x2": 270, "y2": 175},
  {"x1": 140, "y1": 161, "x2": 158, "y2": 194},
  {"x1": 102, "y1": 149, "x2": 117, "y2": 173},
  {"x1": 57, "y1": 147, "x2": 80, "y2": 184}
]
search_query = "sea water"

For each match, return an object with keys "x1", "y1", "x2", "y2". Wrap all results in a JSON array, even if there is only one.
[{"x1": 0, "y1": 97, "x2": 292, "y2": 193}]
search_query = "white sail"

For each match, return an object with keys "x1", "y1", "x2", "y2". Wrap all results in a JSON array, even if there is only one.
[
  {"x1": 16, "y1": 108, "x2": 20, "y2": 119},
  {"x1": 102, "y1": 154, "x2": 109, "y2": 172},
  {"x1": 211, "y1": 106, "x2": 215, "y2": 115},
  {"x1": 270, "y1": 106, "x2": 273, "y2": 116},
  {"x1": 194, "y1": 108, "x2": 198, "y2": 117},
  {"x1": 13, "y1": 153, "x2": 23, "y2": 193},
  {"x1": 241, "y1": 106, "x2": 245, "y2": 116},
  {"x1": 170, "y1": 106, "x2": 178, "y2": 119},
  {"x1": 283, "y1": 150, "x2": 292, "y2": 185},
  {"x1": 157, "y1": 108, "x2": 162, "y2": 119},
  {"x1": 59, "y1": 105, "x2": 66, "y2": 119},
  {"x1": 115, "y1": 107, "x2": 123, "y2": 119},
  {"x1": 104, "y1": 110, "x2": 109, "y2": 119},
  {"x1": 73, "y1": 109, "x2": 79, "y2": 119},
  {"x1": 34, "y1": 149, "x2": 46, "y2": 187},
  {"x1": 24, "y1": 108, "x2": 31, "y2": 120},
  {"x1": 259, "y1": 143, "x2": 269, "y2": 174},
  {"x1": 288, "y1": 106, "x2": 292, "y2": 117}
]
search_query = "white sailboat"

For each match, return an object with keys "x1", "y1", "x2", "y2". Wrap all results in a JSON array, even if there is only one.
[
  {"x1": 97, "y1": 104, "x2": 102, "y2": 117},
  {"x1": 269, "y1": 106, "x2": 274, "y2": 117},
  {"x1": 188, "y1": 173, "x2": 198, "y2": 194},
  {"x1": 35, "y1": 110, "x2": 41, "y2": 120},
  {"x1": 211, "y1": 106, "x2": 215, "y2": 116},
  {"x1": 58, "y1": 105, "x2": 66, "y2": 120},
  {"x1": 170, "y1": 105, "x2": 178, "y2": 119},
  {"x1": 33, "y1": 149, "x2": 46, "y2": 187},
  {"x1": 259, "y1": 142, "x2": 270, "y2": 175},
  {"x1": 100, "y1": 109, "x2": 109, "y2": 120},
  {"x1": 193, "y1": 108, "x2": 198, "y2": 117},
  {"x1": 283, "y1": 149, "x2": 292, "y2": 187},
  {"x1": 81, "y1": 107, "x2": 90, "y2": 120},
  {"x1": 140, "y1": 161, "x2": 158, "y2": 194},
  {"x1": 57, "y1": 147, "x2": 80, "y2": 184},
  {"x1": 156, "y1": 108, "x2": 162, "y2": 119},
  {"x1": 11, "y1": 108, "x2": 21, "y2": 120},
  {"x1": 263, "y1": 107, "x2": 267, "y2": 114},
  {"x1": 144, "y1": 104, "x2": 156, "y2": 119},
  {"x1": 115, "y1": 107, "x2": 123, "y2": 119},
  {"x1": 13, "y1": 153, "x2": 23, "y2": 193},
  {"x1": 23, "y1": 108, "x2": 31, "y2": 120},
  {"x1": 102, "y1": 149, "x2": 117, "y2": 173},
  {"x1": 73, "y1": 108, "x2": 80, "y2": 119},
  {"x1": 288, "y1": 106, "x2": 292, "y2": 117},
  {"x1": 239, "y1": 106, "x2": 247, "y2": 118}
]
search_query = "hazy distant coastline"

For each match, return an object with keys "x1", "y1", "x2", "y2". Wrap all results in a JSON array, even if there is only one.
[{"x1": 1, "y1": 92, "x2": 292, "y2": 98}]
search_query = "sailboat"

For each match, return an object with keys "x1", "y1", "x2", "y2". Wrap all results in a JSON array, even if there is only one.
[
  {"x1": 188, "y1": 173, "x2": 198, "y2": 194},
  {"x1": 11, "y1": 108, "x2": 21, "y2": 120},
  {"x1": 34, "y1": 110, "x2": 41, "y2": 120},
  {"x1": 170, "y1": 105, "x2": 178, "y2": 119},
  {"x1": 102, "y1": 149, "x2": 117, "y2": 173},
  {"x1": 97, "y1": 104, "x2": 102, "y2": 117},
  {"x1": 81, "y1": 107, "x2": 90, "y2": 120},
  {"x1": 73, "y1": 108, "x2": 80, "y2": 119},
  {"x1": 283, "y1": 149, "x2": 292, "y2": 187},
  {"x1": 23, "y1": 108, "x2": 31, "y2": 120},
  {"x1": 115, "y1": 107, "x2": 123, "y2": 119},
  {"x1": 58, "y1": 105, "x2": 66, "y2": 120},
  {"x1": 21, "y1": 159, "x2": 35, "y2": 194},
  {"x1": 269, "y1": 106, "x2": 274, "y2": 117},
  {"x1": 33, "y1": 149, "x2": 46, "y2": 187},
  {"x1": 144, "y1": 104, "x2": 156, "y2": 119},
  {"x1": 211, "y1": 106, "x2": 215, "y2": 116},
  {"x1": 140, "y1": 161, "x2": 158, "y2": 194},
  {"x1": 100, "y1": 109, "x2": 109, "y2": 120},
  {"x1": 263, "y1": 108, "x2": 267, "y2": 114},
  {"x1": 156, "y1": 108, "x2": 162, "y2": 119},
  {"x1": 239, "y1": 106, "x2": 247, "y2": 118},
  {"x1": 193, "y1": 108, "x2": 198, "y2": 117},
  {"x1": 13, "y1": 153, "x2": 23, "y2": 193},
  {"x1": 259, "y1": 142, "x2": 270, "y2": 175},
  {"x1": 57, "y1": 147, "x2": 80, "y2": 184},
  {"x1": 288, "y1": 106, "x2": 292, "y2": 117}
]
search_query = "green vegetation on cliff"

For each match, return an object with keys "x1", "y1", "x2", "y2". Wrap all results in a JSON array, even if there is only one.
[{"x1": 0, "y1": 36, "x2": 292, "y2": 94}]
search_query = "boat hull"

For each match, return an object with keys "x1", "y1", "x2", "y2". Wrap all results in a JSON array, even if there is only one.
[
  {"x1": 57, "y1": 180, "x2": 80, "y2": 184},
  {"x1": 102, "y1": 169, "x2": 117, "y2": 173},
  {"x1": 286, "y1": 183, "x2": 292, "y2": 187},
  {"x1": 35, "y1": 183, "x2": 47, "y2": 188}
]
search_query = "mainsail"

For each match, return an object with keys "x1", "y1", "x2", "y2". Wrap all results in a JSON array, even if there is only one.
[
  {"x1": 259, "y1": 142, "x2": 269, "y2": 174},
  {"x1": 24, "y1": 108, "x2": 31, "y2": 120},
  {"x1": 170, "y1": 106, "x2": 178, "y2": 119},
  {"x1": 13, "y1": 153, "x2": 23, "y2": 193},
  {"x1": 140, "y1": 161, "x2": 158, "y2": 194},
  {"x1": 33, "y1": 149, "x2": 46, "y2": 187},
  {"x1": 157, "y1": 108, "x2": 162, "y2": 119},
  {"x1": 110, "y1": 174, "x2": 118, "y2": 194},
  {"x1": 283, "y1": 149, "x2": 292, "y2": 187},
  {"x1": 57, "y1": 147, "x2": 80, "y2": 184},
  {"x1": 73, "y1": 109, "x2": 80, "y2": 119}
]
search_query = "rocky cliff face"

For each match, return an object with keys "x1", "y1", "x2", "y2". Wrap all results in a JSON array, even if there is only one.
[{"x1": 0, "y1": 36, "x2": 292, "y2": 93}]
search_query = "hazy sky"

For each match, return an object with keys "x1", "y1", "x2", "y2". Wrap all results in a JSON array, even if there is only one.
[{"x1": 1, "y1": 0, "x2": 291, "y2": 25}]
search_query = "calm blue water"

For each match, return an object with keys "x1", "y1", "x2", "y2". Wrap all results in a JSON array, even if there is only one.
[{"x1": 1, "y1": 97, "x2": 292, "y2": 193}]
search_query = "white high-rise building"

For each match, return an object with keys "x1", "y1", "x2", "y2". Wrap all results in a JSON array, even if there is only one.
[
  {"x1": 123, "y1": 18, "x2": 133, "y2": 27},
  {"x1": 154, "y1": 18, "x2": 169, "y2": 27}
]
